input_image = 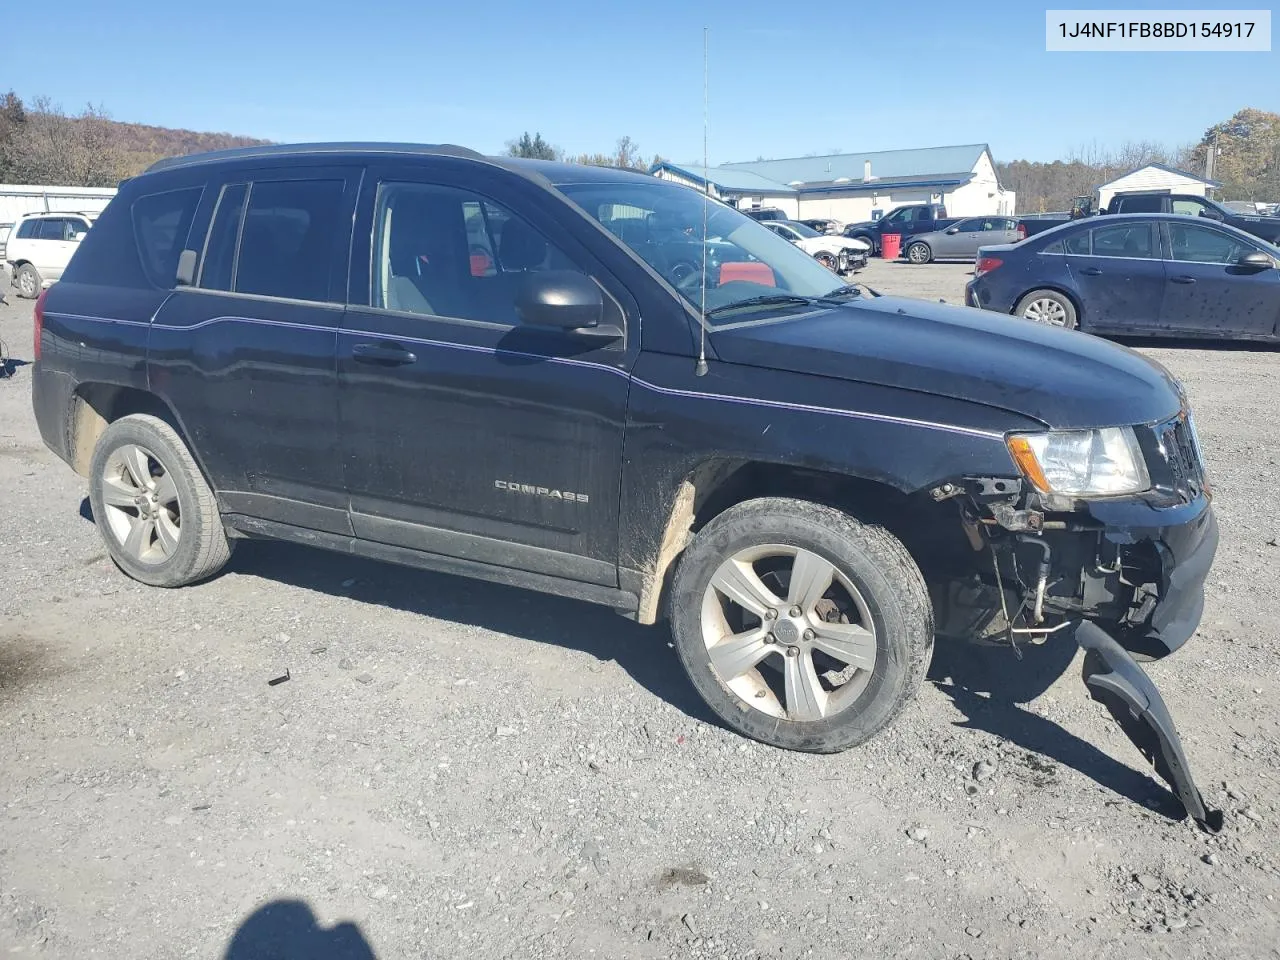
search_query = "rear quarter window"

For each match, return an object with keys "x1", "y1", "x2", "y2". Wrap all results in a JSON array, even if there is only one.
[
  {"x1": 61, "y1": 183, "x2": 203, "y2": 289},
  {"x1": 133, "y1": 188, "x2": 204, "y2": 287}
]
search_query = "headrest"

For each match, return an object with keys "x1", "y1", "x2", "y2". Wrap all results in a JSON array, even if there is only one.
[{"x1": 498, "y1": 218, "x2": 548, "y2": 270}]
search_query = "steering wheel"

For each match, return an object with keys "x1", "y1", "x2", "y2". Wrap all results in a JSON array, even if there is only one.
[{"x1": 668, "y1": 260, "x2": 708, "y2": 293}]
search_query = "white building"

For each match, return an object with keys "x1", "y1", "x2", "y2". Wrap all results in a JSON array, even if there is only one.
[
  {"x1": 0, "y1": 184, "x2": 118, "y2": 224},
  {"x1": 1096, "y1": 163, "x2": 1220, "y2": 211},
  {"x1": 652, "y1": 144, "x2": 1015, "y2": 222}
]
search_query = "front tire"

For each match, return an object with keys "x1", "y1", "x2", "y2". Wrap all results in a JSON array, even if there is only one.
[
  {"x1": 15, "y1": 264, "x2": 41, "y2": 299},
  {"x1": 669, "y1": 498, "x2": 934, "y2": 753},
  {"x1": 1015, "y1": 289, "x2": 1078, "y2": 329},
  {"x1": 814, "y1": 251, "x2": 839, "y2": 272},
  {"x1": 906, "y1": 242, "x2": 932, "y2": 264},
  {"x1": 88, "y1": 414, "x2": 232, "y2": 588}
]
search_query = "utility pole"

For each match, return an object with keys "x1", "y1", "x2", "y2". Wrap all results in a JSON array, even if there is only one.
[{"x1": 1205, "y1": 131, "x2": 1218, "y2": 186}]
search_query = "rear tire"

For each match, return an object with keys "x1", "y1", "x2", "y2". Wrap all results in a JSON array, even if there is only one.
[
  {"x1": 906, "y1": 241, "x2": 932, "y2": 264},
  {"x1": 88, "y1": 414, "x2": 232, "y2": 588},
  {"x1": 1015, "y1": 289, "x2": 1078, "y2": 329},
  {"x1": 668, "y1": 498, "x2": 934, "y2": 753},
  {"x1": 15, "y1": 264, "x2": 40, "y2": 299}
]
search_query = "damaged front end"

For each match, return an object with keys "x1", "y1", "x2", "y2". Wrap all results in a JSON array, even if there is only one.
[{"x1": 929, "y1": 410, "x2": 1223, "y2": 832}]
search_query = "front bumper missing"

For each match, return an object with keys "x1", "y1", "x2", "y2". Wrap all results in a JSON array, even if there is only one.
[{"x1": 1076, "y1": 622, "x2": 1223, "y2": 832}]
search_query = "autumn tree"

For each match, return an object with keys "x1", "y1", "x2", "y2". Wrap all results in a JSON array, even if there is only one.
[{"x1": 1188, "y1": 107, "x2": 1280, "y2": 200}]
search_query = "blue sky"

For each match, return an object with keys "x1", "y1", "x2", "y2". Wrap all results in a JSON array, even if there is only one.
[{"x1": 5, "y1": 0, "x2": 1276, "y2": 166}]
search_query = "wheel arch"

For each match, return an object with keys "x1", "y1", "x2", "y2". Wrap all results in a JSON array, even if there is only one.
[
  {"x1": 635, "y1": 458, "x2": 966, "y2": 625},
  {"x1": 69, "y1": 382, "x2": 203, "y2": 480},
  {"x1": 1013, "y1": 284, "x2": 1084, "y2": 328}
]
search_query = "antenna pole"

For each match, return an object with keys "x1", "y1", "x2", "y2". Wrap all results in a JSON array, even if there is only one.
[{"x1": 696, "y1": 26, "x2": 710, "y2": 377}]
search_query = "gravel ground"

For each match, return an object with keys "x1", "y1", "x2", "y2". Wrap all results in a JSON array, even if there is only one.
[{"x1": 1, "y1": 262, "x2": 1278, "y2": 959}]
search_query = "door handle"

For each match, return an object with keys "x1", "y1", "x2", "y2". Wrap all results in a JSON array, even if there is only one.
[
  {"x1": 352, "y1": 342, "x2": 418, "y2": 365},
  {"x1": 1170, "y1": 275, "x2": 1197, "y2": 284},
  {"x1": 1079, "y1": 267, "x2": 1103, "y2": 276}
]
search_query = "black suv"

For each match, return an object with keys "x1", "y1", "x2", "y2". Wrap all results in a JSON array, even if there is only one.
[{"x1": 31, "y1": 143, "x2": 1221, "y2": 827}]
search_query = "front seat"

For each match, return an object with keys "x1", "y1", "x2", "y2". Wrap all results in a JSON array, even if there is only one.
[{"x1": 497, "y1": 217, "x2": 548, "y2": 272}]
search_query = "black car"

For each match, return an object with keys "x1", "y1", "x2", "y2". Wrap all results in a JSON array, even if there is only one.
[
  {"x1": 29, "y1": 143, "x2": 1221, "y2": 826},
  {"x1": 967, "y1": 213, "x2": 1280, "y2": 341}
]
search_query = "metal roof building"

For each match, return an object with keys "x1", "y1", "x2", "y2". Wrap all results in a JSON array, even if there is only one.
[{"x1": 652, "y1": 144, "x2": 1015, "y2": 222}]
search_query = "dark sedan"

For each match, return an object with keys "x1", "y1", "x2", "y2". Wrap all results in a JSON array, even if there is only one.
[{"x1": 966, "y1": 214, "x2": 1280, "y2": 341}]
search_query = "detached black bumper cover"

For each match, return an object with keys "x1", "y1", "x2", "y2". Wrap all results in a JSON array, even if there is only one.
[
  {"x1": 1088, "y1": 496, "x2": 1218, "y2": 660},
  {"x1": 1077, "y1": 623, "x2": 1224, "y2": 832}
]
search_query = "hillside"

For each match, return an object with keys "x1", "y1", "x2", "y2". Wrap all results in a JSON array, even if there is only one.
[{"x1": 0, "y1": 92, "x2": 271, "y2": 187}]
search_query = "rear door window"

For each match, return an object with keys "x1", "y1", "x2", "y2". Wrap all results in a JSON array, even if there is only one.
[
  {"x1": 1115, "y1": 194, "x2": 1162, "y2": 214},
  {"x1": 1063, "y1": 231, "x2": 1091, "y2": 255},
  {"x1": 37, "y1": 218, "x2": 70, "y2": 240},
  {"x1": 234, "y1": 179, "x2": 346, "y2": 302},
  {"x1": 133, "y1": 187, "x2": 204, "y2": 287},
  {"x1": 1090, "y1": 223, "x2": 1155, "y2": 258}
]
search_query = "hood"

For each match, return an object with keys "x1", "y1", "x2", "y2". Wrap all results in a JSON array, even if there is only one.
[
  {"x1": 710, "y1": 297, "x2": 1183, "y2": 429},
  {"x1": 796, "y1": 236, "x2": 868, "y2": 255}
]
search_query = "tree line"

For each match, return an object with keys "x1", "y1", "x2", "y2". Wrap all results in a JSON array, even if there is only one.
[
  {"x1": 997, "y1": 108, "x2": 1280, "y2": 213},
  {"x1": 0, "y1": 91, "x2": 267, "y2": 187},
  {"x1": 4, "y1": 93, "x2": 1276, "y2": 215},
  {"x1": 505, "y1": 131, "x2": 664, "y2": 170}
]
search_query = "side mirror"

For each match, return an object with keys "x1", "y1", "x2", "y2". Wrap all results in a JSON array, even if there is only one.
[
  {"x1": 1236, "y1": 251, "x2": 1273, "y2": 270},
  {"x1": 72, "y1": 231, "x2": 87, "y2": 242},
  {"x1": 515, "y1": 270, "x2": 609, "y2": 333},
  {"x1": 945, "y1": 226, "x2": 960, "y2": 234}
]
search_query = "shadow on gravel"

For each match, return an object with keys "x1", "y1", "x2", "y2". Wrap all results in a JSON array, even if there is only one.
[
  {"x1": 928, "y1": 639, "x2": 1183, "y2": 822},
  {"x1": 225, "y1": 539, "x2": 719, "y2": 725},
  {"x1": 1108, "y1": 335, "x2": 1280, "y2": 353},
  {"x1": 224, "y1": 899, "x2": 376, "y2": 959}
]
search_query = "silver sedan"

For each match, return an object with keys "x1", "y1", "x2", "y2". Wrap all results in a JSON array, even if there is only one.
[{"x1": 902, "y1": 216, "x2": 1021, "y2": 263}]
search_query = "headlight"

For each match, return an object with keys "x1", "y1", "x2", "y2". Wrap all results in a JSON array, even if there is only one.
[{"x1": 1007, "y1": 427, "x2": 1150, "y2": 497}]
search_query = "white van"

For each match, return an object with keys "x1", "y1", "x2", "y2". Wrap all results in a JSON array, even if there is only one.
[{"x1": 6, "y1": 211, "x2": 96, "y2": 298}]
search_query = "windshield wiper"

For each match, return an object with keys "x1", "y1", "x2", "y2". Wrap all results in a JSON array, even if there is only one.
[
  {"x1": 823, "y1": 282, "x2": 880, "y2": 299},
  {"x1": 704, "y1": 294, "x2": 832, "y2": 318}
]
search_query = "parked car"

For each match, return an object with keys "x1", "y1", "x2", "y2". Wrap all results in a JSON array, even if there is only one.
[
  {"x1": 6, "y1": 211, "x2": 96, "y2": 298},
  {"x1": 29, "y1": 144, "x2": 1223, "y2": 827},
  {"x1": 743, "y1": 207, "x2": 789, "y2": 222},
  {"x1": 799, "y1": 218, "x2": 843, "y2": 236},
  {"x1": 900, "y1": 216, "x2": 1021, "y2": 263},
  {"x1": 966, "y1": 213, "x2": 1280, "y2": 341},
  {"x1": 762, "y1": 219, "x2": 869, "y2": 272},
  {"x1": 1018, "y1": 191, "x2": 1280, "y2": 245},
  {"x1": 842, "y1": 203, "x2": 954, "y2": 255}
]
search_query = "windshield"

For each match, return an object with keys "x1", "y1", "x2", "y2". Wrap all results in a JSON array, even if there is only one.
[
  {"x1": 557, "y1": 180, "x2": 850, "y2": 322},
  {"x1": 785, "y1": 221, "x2": 822, "y2": 238}
]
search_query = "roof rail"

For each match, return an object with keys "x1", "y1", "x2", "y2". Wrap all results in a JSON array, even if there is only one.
[{"x1": 144, "y1": 142, "x2": 487, "y2": 174}]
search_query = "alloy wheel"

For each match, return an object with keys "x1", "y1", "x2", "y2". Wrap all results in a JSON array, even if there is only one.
[
  {"x1": 700, "y1": 544, "x2": 877, "y2": 722},
  {"x1": 99, "y1": 443, "x2": 181, "y2": 564},
  {"x1": 1024, "y1": 297, "x2": 1068, "y2": 326}
]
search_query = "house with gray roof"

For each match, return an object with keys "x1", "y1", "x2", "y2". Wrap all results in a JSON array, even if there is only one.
[{"x1": 652, "y1": 144, "x2": 1015, "y2": 224}]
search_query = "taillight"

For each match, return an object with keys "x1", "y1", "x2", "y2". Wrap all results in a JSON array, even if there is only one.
[
  {"x1": 1016, "y1": 223, "x2": 1027, "y2": 240},
  {"x1": 974, "y1": 256, "x2": 1004, "y2": 278},
  {"x1": 33, "y1": 287, "x2": 48, "y2": 361}
]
